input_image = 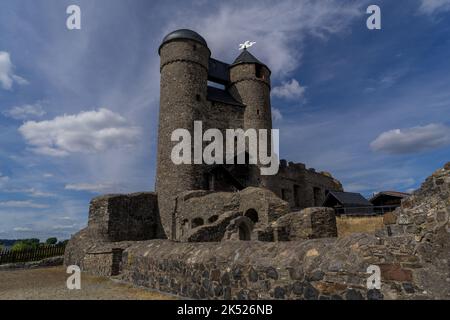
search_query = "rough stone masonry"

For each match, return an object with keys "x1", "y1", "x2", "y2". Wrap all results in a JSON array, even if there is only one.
[{"x1": 64, "y1": 29, "x2": 450, "y2": 300}]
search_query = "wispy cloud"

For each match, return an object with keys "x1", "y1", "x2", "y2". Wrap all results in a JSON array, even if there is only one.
[
  {"x1": 272, "y1": 79, "x2": 306, "y2": 100},
  {"x1": 272, "y1": 108, "x2": 283, "y2": 122},
  {"x1": 0, "y1": 200, "x2": 48, "y2": 209},
  {"x1": 3, "y1": 102, "x2": 46, "y2": 120},
  {"x1": 418, "y1": 0, "x2": 450, "y2": 14},
  {"x1": 65, "y1": 183, "x2": 119, "y2": 193},
  {"x1": 0, "y1": 51, "x2": 27, "y2": 90},
  {"x1": 0, "y1": 173, "x2": 9, "y2": 186},
  {"x1": 19, "y1": 108, "x2": 141, "y2": 157},
  {"x1": 13, "y1": 227, "x2": 32, "y2": 232},
  {"x1": 177, "y1": 0, "x2": 367, "y2": 77},
  {"x1": 370, "y1": 123, "x2": 450, "y2": 154},
  {"x1": 51, "y1": 224, "x2": 78, "y2": 231},
  {"x1": 5, "y1": 188, "x2": 56, "y2": 198}
]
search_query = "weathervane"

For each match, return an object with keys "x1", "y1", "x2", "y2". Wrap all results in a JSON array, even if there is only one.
[{"x1": 239, "y1": 40, "x2": 256, "y2": 50}]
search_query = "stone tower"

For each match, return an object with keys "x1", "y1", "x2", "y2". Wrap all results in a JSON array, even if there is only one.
[
  {"x1": 156, "y1": 29, "x2": 210, "y2": 239},
  {"x1": 229, "y1": 49, "x2": 274, "y2": 188},
  {"x1": 229, "y1": 49, "x2": 273, "y2": 133}
]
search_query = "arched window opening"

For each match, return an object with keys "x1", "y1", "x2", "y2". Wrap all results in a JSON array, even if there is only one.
[
  {"x1": 244, "y1": 209, "x2": 259, "y2": 223},
  {"x1": 191, "y1": 217, "x2": 204, "y2": 228},
  {"x1": 208, "y1": 215, "x2": 219, "y2": 223}
]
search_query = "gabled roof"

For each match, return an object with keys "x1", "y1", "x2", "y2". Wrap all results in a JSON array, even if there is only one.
[
  {"x1": 207, "y1": 86, "x2": 245, "y2": 107},
  {"x1": 323, "y1": 191, "x2": 372, "y2": 207},
  {"x1": 369, "y1": 191, "x2": 411, "y2": 202}
]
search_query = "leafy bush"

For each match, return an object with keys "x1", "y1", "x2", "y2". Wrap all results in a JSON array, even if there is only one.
[
  {"x1": 11, "y1": 239, "x2": 41, "y2": 251},
  {"x1": 45, "y1": 237, "x2": 58, "y2": 245}
]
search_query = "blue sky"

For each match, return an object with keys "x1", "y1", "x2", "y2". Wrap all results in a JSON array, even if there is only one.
[{"x1": 0, "y1": 0, "x2": 449, "y2": 240}]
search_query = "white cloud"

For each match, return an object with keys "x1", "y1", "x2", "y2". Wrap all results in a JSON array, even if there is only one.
[
  {"x1": 177, "y1": 0, "x2": 366, "y2": 77},
  {"x1": 370, "y1": 123, "x2": 450, "y2": 154},
  {"x1": 52, "y1": 224, "x2": 78, "y2": 231},
  {"x1": 419, "y1": 0, "x2": 450, "y2": 14},
  {"x1": 0, "y1": 200, "x2": 49, "y2": 209},
  {"x1": 26, "y1": 188, "x2": 55, "y2": 198},
  {"x1": 13, "y1": 227, "x2": 32, "y2": 232},
  {"x1": 272, "y1": 79, "x2": 306, "y2": 100},
  {"x1": 272, "y1": 108, "x2": 283, "y2": 122},
  {"x1": 19, "y1": 108, "x2": 141, "y2": 157},
  {"x1": 3, "y1": 102, "x2": 46, "y2": 120},
  {"x1": 4, "y1": 188, "x2": 55, "y2": 198},
  {"x1": 65, "y1": 183, "x2": 118, "y2": 193},
  {"x1": 0, "y1": 173, "x2": 9, "y2": 185},
  {"x1": 0, "y1": 51, "x2": 27, "y2": 90},
  {"x1": 58, "y1": 216, "x2": 74, "y2": 221}
]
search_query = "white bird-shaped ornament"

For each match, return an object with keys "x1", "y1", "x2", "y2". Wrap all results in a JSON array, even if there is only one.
[{"x1": 239, "y1": 41, "x2": 256, "y2": 50}]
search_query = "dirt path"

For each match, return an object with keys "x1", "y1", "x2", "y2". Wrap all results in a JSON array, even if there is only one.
[{"x1": 0, "y1": 266, "x2": 175, "y2": 300}]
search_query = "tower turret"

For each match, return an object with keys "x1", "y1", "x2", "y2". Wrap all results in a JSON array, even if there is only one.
[
  {"x1": 229, "y1": 49, "x2": 272, "y2": 133},
  {"x1": 228, "y1": 50, "x2": 274, "y2": 187},
  {"x1": 156, "y1": 29, "x2": 210, "y2": 239}
]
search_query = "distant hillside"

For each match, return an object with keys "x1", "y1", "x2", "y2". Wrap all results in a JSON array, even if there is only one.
[{"x1": 0, "y1": 239, "x2": 19, "y2": 248}]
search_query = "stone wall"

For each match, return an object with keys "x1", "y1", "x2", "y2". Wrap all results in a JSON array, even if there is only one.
[
  {"x1": 385, "y1": 162, "x2": 450, "y2": 240},
  {"x1": 0, "y1": 256, "x2": 64, "y2": 271},
  {"x1": 376, "y1": 162, "x2": 450, "y2": 297},
  {"x1": 269, "y1": 161, "x2": 343, "y2": 209},
  {"x1": 113, "y1": 233, "x2": 442, "y2": 300},
  {"x1": 273, "y1": 207, "x2": 337, "y2": 241},
  {"x1": 175, "y1": 187, "x2": 290, "y2": 241},
  {"x1": 87, "y1": 192, "x2": 164, "y2": 242},
  {"x1": 65, "y1": 163, "x2": 450, "y2": 299},
  {"x1": 66, "y1": 229, "x2": 447, "y2": 299}
]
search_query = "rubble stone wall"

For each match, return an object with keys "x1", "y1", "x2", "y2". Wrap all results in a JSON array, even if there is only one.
[
  {"x1": 65, "y1": 163, "x2": 450, "y2": 299},
  {"x1": 175, "y1": 187, "x2": 290, "y2": 241},
  {"x1": 273, "y1": 207, "x2": 337, "y2": 241},
  {"x1": 87, "y1": 192, "x2": 164, "y2": 242}
]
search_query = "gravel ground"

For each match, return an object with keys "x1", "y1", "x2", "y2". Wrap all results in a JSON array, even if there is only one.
[{"x1": 0, "y1": 266, "x2": 175, "y2": 300}]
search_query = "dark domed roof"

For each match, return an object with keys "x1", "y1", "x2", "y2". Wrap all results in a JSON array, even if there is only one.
[{"x1": 159, "y1": 29, "x2": 208, "y2": 53}]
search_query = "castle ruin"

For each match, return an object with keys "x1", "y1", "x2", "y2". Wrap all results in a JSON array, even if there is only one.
[
  {"x1": 156, "y1": 29, "x2": 342, "y2": 241},
  {"x1": 65, "y1": 29, "x2": 450, "y2": 300}
]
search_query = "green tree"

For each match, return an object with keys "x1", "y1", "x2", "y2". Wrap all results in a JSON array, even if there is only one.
[
  {"x1": 58, "y1": 239, "x2": 69, "y2": 246},
  {"x1": 45, "y1": 237, "x2": 58, "y2": 245},
  {"x1": 11, "y1": 241, "x2": 32, "y2": 251},
  {"x1": 11, "y1": 239, "x2": 41, "y2": 251}
]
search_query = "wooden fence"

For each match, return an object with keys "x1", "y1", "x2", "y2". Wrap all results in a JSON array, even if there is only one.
[{"x1": 0, "y1": 244, "x2": 66, "y2": 265}]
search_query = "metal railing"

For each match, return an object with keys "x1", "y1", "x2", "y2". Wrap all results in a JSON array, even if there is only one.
[{"x1": 334, "y1": 205, "x2": 399, "y2": 216}]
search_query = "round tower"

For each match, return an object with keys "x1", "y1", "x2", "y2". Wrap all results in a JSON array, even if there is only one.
[
  {"x1": 229, "y1": 49, "x2": 272, "y2": 133},
  {"x1": 228, "y1": 50, "x2": 274, "y2": 188},
  {"x1": 156, "y1": 29, "x2": 210, "y2": 239}
]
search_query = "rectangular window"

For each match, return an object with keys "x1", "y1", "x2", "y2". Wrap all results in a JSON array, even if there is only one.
[
  {"x1": 313, "y1": 187, "x2": 322, "y2": 206},
  {"x1": 255, "y1": 64, "x2": 263, "y2": 79},
  {"x1": 208, "y1": 174, "x2": 215, "y2": 191},
  {"x1": 293, "y1": 185, "x2": 300, "y2": 207},
  {"x1": 281, "y1": 188, "x2": 287, "y2": 201}
]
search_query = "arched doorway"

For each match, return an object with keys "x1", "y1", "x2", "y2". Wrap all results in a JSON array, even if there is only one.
[{"x1": 238, "y1": 223, "x2": 251, "y2": 241}]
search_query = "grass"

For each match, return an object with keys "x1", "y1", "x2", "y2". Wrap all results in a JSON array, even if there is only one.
[{"x1": 336, "y1": 215, "x2": 385, "y2": 238}]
